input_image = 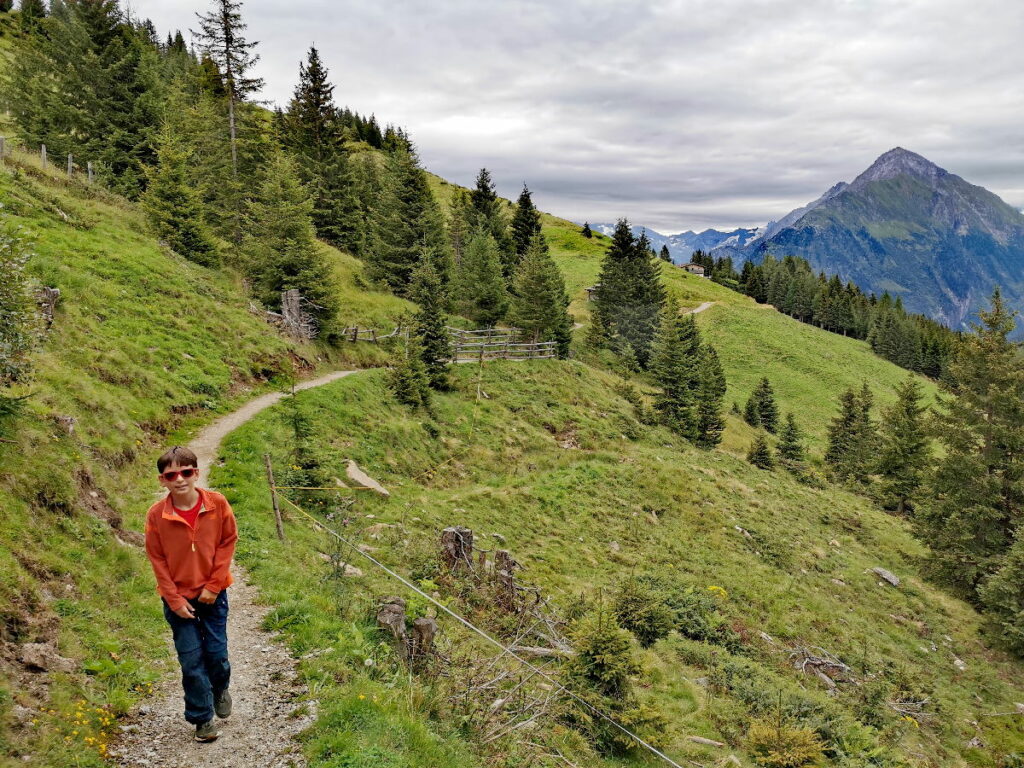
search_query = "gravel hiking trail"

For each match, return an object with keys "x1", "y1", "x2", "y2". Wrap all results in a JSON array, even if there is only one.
[{"x1": 112, "y1": 369, "x2": 357, "y2": 768}]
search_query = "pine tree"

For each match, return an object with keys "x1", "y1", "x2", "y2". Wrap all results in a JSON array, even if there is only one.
[
  {"x1": 507, "y1": 233, "x2": 573, "y2": 357},
  {"x1": 142, "y1": 127, "x2": 219, "y2": 267},
  {"x1": 369, "y1": 145, "x2": 450, "y2": 295},
  {"x1": 7, "y1": 2, "x2": 165, "y2": 196},
  {"x1": 695, "y1": 345, "x2": 727, "y2": 448},
  {"x1": 18, "y1": 0, "x2": 45, "y2": 32},
  {"x1": 747, "y1": 432, "x2": 775, "y2": 470},
  {"x1": 650, "y1": 298, "x2": 700, "y2": 439},
  {"x1": 825, "y1": 384, "x2": 877, "y2": 483},
  {"x1": 745, "y1": 378, "x2": 778, "y2": 433},
  {"x1": 510, "y1": 184, "x2": 542, "y2": 263},
  {"x1": 448, "y1": 189, "x2": 474, "y2": 266},
  {"x1": 777, "y1": 413, "x2": 805, "y2": 464},
  {"x1": 453, "y1": 231, "x2": 509, "y2": 327},
  {"x1": 743, "y1": 396, "x2": 761, "y2": 428},
  {"x1": 389, "y1": 334, "x2": 431, "y2": 410},
  {"x1": 469, "y1": 168, "x2": 513, "y2": 274},
  {"x1": 658, "y1": 244, "x2": 671, "y2": 262},
  {"x1": 243, "y1": 153, "x2": 339, "y2": 333},
  {"x1": 591, "y1": 218, "x2": 665, "y2": 368},
  {"x1": 193, "y1": 0, "x2": 264, "y2": 179},
  {"x1": 920, "y1": 289, "x2": 1024, "y2": 597},
  {"x1": 0, "y1": 223, "x2": 39, "y2": 389},
  {"x1": 979, "y1": 533, "x2": 1024, "y2": 655},
  {"x1": 581, "y1": 222, "x2": 593, "y2": 238},
  {"x1": 876, "y1": 376, "x2": 930, "y2": 514},
  {"x1": 411, "y1": 260, "x2": 451, "y2": 390}
]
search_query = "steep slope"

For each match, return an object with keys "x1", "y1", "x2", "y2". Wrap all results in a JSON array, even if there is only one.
[
  {"x1": 744, "y1": 148, "x2": 1024, "y2": 330},
  {"x1": 212, "y1": 361, "x2": 1024, "y2": 767},
  {"x1": 0, "y1": 150, "x2": 409, "y2": 766}
]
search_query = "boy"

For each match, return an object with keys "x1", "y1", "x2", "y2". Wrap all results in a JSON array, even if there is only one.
[{"x1": 144, "y1": 446, "x2": 238, "y2": 743}]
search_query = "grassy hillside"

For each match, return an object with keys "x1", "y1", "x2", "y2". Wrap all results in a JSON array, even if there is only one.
[
  {"x1": 211, "y1": 362, "x2": 1024, "y2": 767},
  {"x1": 0, "y1": 149, "x2": 409, "y2": 766}
]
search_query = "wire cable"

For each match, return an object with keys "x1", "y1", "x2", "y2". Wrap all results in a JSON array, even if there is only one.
[{"x1": 278, "y1": 493, "x2": 685, "y2": 768}]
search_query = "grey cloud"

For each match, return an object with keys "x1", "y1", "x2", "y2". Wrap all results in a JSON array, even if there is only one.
[{"x1": 133, "y1": 0, "x2": 1024, "y2": 231}]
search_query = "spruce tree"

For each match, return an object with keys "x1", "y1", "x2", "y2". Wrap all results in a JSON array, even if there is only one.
[
  {"x1": 581, "y1": 222, "x2": 593, "y2": 238},
  {"x1": 389, "y1": 334, "x2": 431, "y2": 410},
  {"x1": 650, "y1": 298, "x2": 700, "y2": 439},
  {"x1": 411, "y1": 260, "x2": 451, "y2": 390},
  {"x1": 591, "y1": 218, "x2": 665, "y2": 368},
  {"x1": 507, "y1": 233, "x2": 573, "y2": 357},
  {"x1": 743, "y1": 396, "x2": 761, "y2": 428},
  {"x1": 777, "y1": 413, "x2": 805, "y2": 464},
  {"x1": 920, "y1": 289, "x2": 1024, "y2": 597},
  {"x1": 876, "y1": 376, "x2": 930, "y2": 515},
  {"x1": 695, "y1": 345, "x2": 727, "y2": 448},
  {"x1": 282, "y1": 46, "x2": 350, "y2": 246},
  {"x1": 369, "y1": 145, "x2": 450, "y2": 295},
  {"x1": 469, "y1": 168, "x2": 513, "y2": 274},
  {"x1": 18, "y1": 0, "x2": 45, "y2": 32},
  {"x1": 448, "y1": 189, "x2": 474, "y2": 266},
  {"x1": 193, "y1": 0, "x2": 264, "y2": 178},
  {"x1": 658, "y1": 244, "x2": 671, "y2": 262},
  {"x1": 453, "y1": 231, "x2": 509, "y2": 327},
  {"x1": 243, "y1": 153, "x2": 339, "y2": 333},
  {"x1": 747, "y1": 432, "x2": 775, "y2": 470},
  {"x1": 979, "y1": 533, "x2": 1024, "y2": 655},
  {"x1": 825, "y1": 385, "x2": 877, "y2": 483},
  {"x1": 142, "y1": 127, "x2": 219, "y2": 267},
  {"x1": 751, "y1": 377, "x2": 779, "y2": 433},
  {"x1": 510, "y1": 184, "x2": 542, "y2": 263}
]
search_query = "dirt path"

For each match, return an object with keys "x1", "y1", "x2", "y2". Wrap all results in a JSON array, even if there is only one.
[
  {"x1": 688, "y1": 301, "x2": 716, "y2": 315},
  {"x1": 112, "y1": 369, "x2": 357, "y2": 768}
]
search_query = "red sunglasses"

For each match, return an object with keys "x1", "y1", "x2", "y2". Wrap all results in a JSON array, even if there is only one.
[{"x1": 159, "y1": 467, "x2": 198, "y2": 482}]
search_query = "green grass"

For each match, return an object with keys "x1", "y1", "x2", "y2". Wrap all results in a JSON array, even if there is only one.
[
  {"x1": 0, "y1": 150, "x2": 409, "y2": 766},
  {"x1": 211, "y1": 362, "x2": 1024, "y2": 767}
]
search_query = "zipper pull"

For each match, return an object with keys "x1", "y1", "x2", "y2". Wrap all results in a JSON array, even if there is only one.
[{"x1": 192, "y1": 541, "x2": 196, "y2": 552}]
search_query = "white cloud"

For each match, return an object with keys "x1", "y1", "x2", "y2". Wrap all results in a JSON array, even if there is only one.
[{"x1": 132, "y1": 0, "x2": 1024, "y2": 232}]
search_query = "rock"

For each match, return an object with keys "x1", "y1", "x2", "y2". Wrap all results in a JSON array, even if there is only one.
[
  {"x1": 719, "y1": 756, "x2": 742, "y2": 767},
  {"x1": 871, "y1": 567, "x2": 900, "y2": 587},
  {"x1": 138, "y1": 705, "x2": 152, "y2": 715},
  {"x1": 609, "y1": 541, "x2": 620, "y2": 552},
  {"x1": 831, "y1": 578, "x2": 847, "y2": 586},
  {"x1": 19, "y1": 642, "x2": 76, "y2": 673},
  {"x1": 346, "y1": 459, "x2": 390, "y2": 497},
  {"x1": 758, "y1": 631, "x2": 774, "y2": 644},
  {"x1": 966, "y1": 736, "x2": 984, "y2": 748},
  {"x1": 364, "y1": 522, "x2": 397, "y2": 539},
  {"x1": 828, "y1": 539, "x2": 841, "y2": 547},
  {"x1": 492, "y1": 532, "x2": 507, "y2": 544},
  {"x1": 12, "y1": 705, "x2": 34, "y2": 724},
  {"x1": 954, "y1": 658, "x2": 967, "y2": 671},
  {"x1": 688, "y1": 736, "x2": 725, "y2": 747}
]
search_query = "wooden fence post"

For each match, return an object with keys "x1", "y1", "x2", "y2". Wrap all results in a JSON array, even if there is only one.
[
  {"x1": 40, "y1": 144, "x2": 47, "y2": 169},
  {"x1": 87, "y1": 161, "x2": 94, "y2": 184},
  {"x1": 263, "y1": 453, "x2": 286, "y2": 541}
]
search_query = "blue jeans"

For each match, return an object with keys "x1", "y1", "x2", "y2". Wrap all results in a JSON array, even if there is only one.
[{"x1": 162, "y1": 590, "x2": 231, "y2": 724}]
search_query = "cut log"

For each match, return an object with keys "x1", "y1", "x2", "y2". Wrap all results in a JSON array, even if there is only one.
[
  {"x1": 688, "y1": 736, "x2": 725, "y2": 748},
  {"x1": 376, "y1": 596, "x2": 407, "y2": 645},
  {"x1": 441, "y1": 526, "x2": 474, "y2": 573}
]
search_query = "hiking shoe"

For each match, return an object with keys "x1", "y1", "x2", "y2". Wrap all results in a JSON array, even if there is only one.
[
  {"x1": 194, "y1": 719, "x2": 220, "y2": 742},
  {"x1": 214, "y1": 689, "x2": 232, "y2": 719}
]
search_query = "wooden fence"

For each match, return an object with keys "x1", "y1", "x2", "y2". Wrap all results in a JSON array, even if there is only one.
[
  {"x1": 0, "y1": 137, "x2": 96, "y2": 183},
  {"x1": 451, "y1": 340, "x2": 556, "y2": 362}
]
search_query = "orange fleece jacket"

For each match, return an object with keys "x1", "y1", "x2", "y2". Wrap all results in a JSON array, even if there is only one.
[{"x1": 144, "y1": 488, "x2": 238, "y2": 612}]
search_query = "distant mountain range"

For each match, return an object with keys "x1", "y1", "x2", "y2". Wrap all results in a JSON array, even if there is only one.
[
  {"x1": 598, "y1": 147, "x2": 1024, "y2": 331},
  {"x1": 591, "y1": 223, "x2": 760, "y2": 263}
]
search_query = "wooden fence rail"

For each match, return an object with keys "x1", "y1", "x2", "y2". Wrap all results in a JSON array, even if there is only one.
[{"x1": 451, "y1": 341, "x2": 556, "y2": 362}]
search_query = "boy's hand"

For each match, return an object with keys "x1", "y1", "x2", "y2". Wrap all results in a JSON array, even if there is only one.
[
  {"x1": 197, "y1": 588, "x2": 218, "y2": 604},
  {"x1": 173, "y1": 602, "x2": 196, "y2": 619}
]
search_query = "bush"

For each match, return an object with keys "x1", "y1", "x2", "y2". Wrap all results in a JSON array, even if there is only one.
[
  {"x1": 611, "y1": 576, "x2": 674, "y2": 647},
  {"x1": 746, "y1": 719, "x2": 825, "y2": 768}
]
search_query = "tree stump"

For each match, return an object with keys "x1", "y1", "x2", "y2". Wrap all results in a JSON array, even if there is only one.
[
  {"x1": 441, "y1": 526, "x2": 474, "y2": 574},
  {"x1": 408, "y1": 616, "x2": 437, "y2": 668},
  {"x1": 494, "y1": 549, "x2": 518, "y2": 610},
  {"x1": 35, "y1": 287, "x2": 60, "y2": 329},
  {"x1": 376, "y1": 596, "x2": 407, "y2": 646}
]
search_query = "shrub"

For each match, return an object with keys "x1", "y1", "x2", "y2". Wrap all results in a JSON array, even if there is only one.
[
  {"x1": 611, "y1": 576, "x2": 674, "y2": 647},
  {"x1": 746, "y1": 719, "x2": 825, "y2": 768}
]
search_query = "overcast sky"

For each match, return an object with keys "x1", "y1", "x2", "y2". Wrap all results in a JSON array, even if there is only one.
[{"x1": 130, "y1": 0, "x2": 1024, "y2": 233}]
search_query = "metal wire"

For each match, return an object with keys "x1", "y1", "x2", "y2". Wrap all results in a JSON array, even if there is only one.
[{"x1": 278, "y1": 494, "x2": 685, "y2": 768}]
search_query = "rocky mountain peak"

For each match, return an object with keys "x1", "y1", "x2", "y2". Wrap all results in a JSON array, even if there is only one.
[{"x1": 852, "y1": 147, "x2": 946, "y2": 187}]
